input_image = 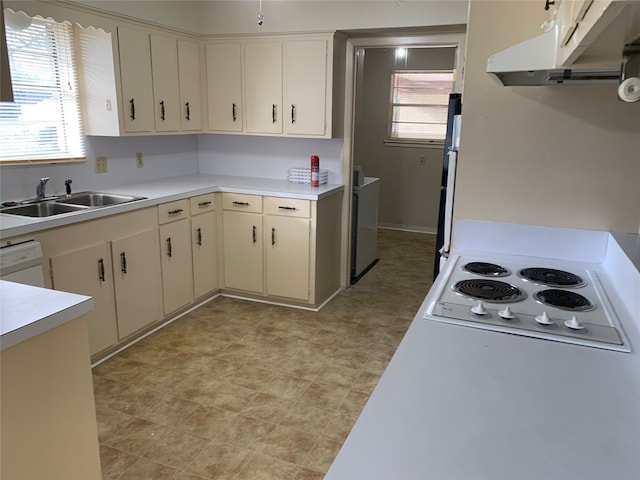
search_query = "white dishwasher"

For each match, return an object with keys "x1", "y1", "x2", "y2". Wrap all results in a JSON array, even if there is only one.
[{"x1": 0, "y1": 240, "x2": 45, "y2": 287}]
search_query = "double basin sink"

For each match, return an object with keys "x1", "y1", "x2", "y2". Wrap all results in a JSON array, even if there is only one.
[{"x1": 1, "y1": 192, "x2": 147, "y2": 218}]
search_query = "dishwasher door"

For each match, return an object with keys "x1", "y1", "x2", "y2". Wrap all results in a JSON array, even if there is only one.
[{"x1": 0, "y1": 240, "x2": 45, "y2": 287}]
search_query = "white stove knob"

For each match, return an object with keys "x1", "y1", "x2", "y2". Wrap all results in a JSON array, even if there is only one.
[
  {"x1": 535, "y1": 311, "x2": 554, "y2": 325},
  {"x1": 499, "y1": 306, "x2": 515, "y2": 319},
  {"x1": 471, "y1": 301, "x2": 487, "y2": 315},
  {"x1": 564, "y1": 316, "x2": 585, "y2": 330}
]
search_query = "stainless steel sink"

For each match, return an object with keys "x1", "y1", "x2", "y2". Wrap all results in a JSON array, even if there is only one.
[
  {"x1": 56, "y1": 192, "x2": 146, "y2": 207},
  {"x1": 1, "y1": 202, "x2": 89, "y2": 217}
]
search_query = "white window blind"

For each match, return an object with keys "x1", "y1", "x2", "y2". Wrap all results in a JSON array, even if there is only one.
[
  {"x1": 0, "y1": 12, "x2": 85, "y2": 163},
  {"x1": 388, "y1": 70, "x2": 454, "y2": 143}
]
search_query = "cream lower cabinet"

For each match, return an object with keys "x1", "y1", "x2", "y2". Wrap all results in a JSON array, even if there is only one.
[
  {"x1": 264, "y1": 198, "x2": 311, "y2": 301},
  {"x1": 191, "y1": 194, "x2": 219, "y2": 298},
  {"x1": 222, "y1": 194, "x2": 264, "y2": 294},
  {"x1": 158, "y1": 200, "x2": 194, "y2": 315},
  {"x1": 111, "y1": 229, "x2": 163, "y2": 339},
  {"x1": 50, "y1": 243, "x2": 118, "y2": 356}
]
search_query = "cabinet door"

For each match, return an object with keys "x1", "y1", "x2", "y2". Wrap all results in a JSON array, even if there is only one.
[
  {"x1": 192, "y1": 211, "x2": 218, "y2": 298},
  {"x1": 206, "y1": 43, "x2": 243, "y2": 132},
  {"x1": 178, "y1": 39, "x2": 203, "y2": 131},
  {"x1": 265, "y1": 215, "x2": 310, "y2": 301},
  {"x1": 150, "y1": 34, "x2": 181, "y2": 132},
  {"x1": 112, "y1": 229, "x2": 162, "y2": 339},
  {"x1": 284, "y1": 39, "x2": 328, "y2": 136},
  {"x1": 223, "y1": 211, "x2": 263, "y2": 293},
  {"x1": 118, "y1": 27, "x2": 154, "y2": 133},
  {"x1": 245, "y1": 41, "x2": 282, "y2": 134},
  {"x1": 160, "y1": 219, "x2": 194, "y2": 315},
  {"x1": 50, "y1": 243, "x2": 118, "y2": 356}
]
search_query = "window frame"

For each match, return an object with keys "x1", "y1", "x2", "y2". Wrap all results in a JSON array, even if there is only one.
[
  {"x1": 386, "y1": 69, "x2": 455, "y2": 148},
  {"x1": 0, "y1": 11, "x2": 86, "y2": 166}
]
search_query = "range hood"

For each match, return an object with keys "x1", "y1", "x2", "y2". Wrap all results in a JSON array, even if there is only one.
[{"x1": 487, "y1": 1, "x2": 640, "y2": 87}]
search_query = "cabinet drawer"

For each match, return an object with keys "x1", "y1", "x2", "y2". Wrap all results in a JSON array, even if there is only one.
[
  {"x1": 190, "y1": 193, "x2": 216, "y2": 215},
  {"x1": 158, "y1": 199, "x2": 190, "y2": 224},
  {"x1": 222, "y1": 193, "x2": 262, "y2": 213},
  {"x1": 264, "y1": 197, "x2": 310, "y2": 218}
]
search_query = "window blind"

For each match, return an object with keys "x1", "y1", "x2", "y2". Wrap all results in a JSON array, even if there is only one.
[
  {"x1": 0, "y1": 12, "x2": 85, "y2": 163},
  {"x1": 389, "y1": 70, "x2": 454, "y2": 142}
]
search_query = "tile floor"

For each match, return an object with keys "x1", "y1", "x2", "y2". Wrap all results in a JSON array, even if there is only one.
[{"x1": 93, "y1": 229, "x2": 436, "y2": 479}]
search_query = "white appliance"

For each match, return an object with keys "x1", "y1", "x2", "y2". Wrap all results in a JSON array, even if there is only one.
[
  {"x1": 0, "y1": 240, "x2": 45, "y2": 287},
  {"x1": 351, "y1": 176, "x2": 380, "y2": 283},
  {"x1": 424, "y1": 252, "x2": 631, "y2": 352}
]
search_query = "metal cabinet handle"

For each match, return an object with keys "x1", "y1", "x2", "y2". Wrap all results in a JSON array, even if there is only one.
[
  {"x1": 197, "y1": 227, "x2": 202, "y2": 246},
  {"x1": 185, "y1": 101, "x2": 190, "y2": 121},
  {"x1": 544, "y1": 0, "x2": 555, "y2": 10},
  {"x1": 278, "y1": 206, "x2": 297, "y2": 211},
  {"x1": 232, "y1": 103, "x2": 237, "y2": 122},
  {"x1": 232, "y1": 201, "x2": 249, "y2": 206},
  {"x1": 129, "y1": 99, "x2": 136, "y2": 120},
  {"x1": 98, "y1": 258, "x2": 105, "y2": 282},
  {"x1": 120, "y1": 252, "x2": 127, "y2": 274},
  {"x1": 291, "y1": 104, "x2": 296, "y2": 124},
  {"x1": 168, "y1": 208, "x2": 183, "y2": 215},
  {"x1": 160, "y1": 100, "x2": 166, "y2": 121},
  {"x1": 272, "y1": 104, "x2": 277, "y2": 123},
  {"x1": 198, "y1": 201, "x2": 212, "y2": 207},
  {"x1": 271, "y1": 227, "x2": 276, "y2": 246},
  {"x1": 252, "y1": 225, "x2": 257, "y2": 244},
  {"x1": 166, "y1": 237, "x2": 172, "y2": 258}
]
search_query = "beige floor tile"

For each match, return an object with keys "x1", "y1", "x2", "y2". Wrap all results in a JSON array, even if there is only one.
[
  {"x1": 176, "y1": 404, "x2": 236, "y2": 440},
  {"x1": 95, "y1": 405, "x2": 136, "y2": 443},
  {"x1": 299, "y1": 382, "x2": 349, "y2": 411},
  {"x1": 240, "y1": 392, "x2": 293, "y2": 423},
  {"x1": 118, "y1": 457, "x2": 181, "y2": 480},
  {"x1": 261, "y1": 425, "x2": 317, "y2": 464},
  {"x1": 351, "y1": 371, "x2": 381, "y2": 395},
  {"x1": 187, "y1": 442, "x2": 252, "y2": 479},
  {"x1": 235, "y1": 453, "x2": 299, "y2": 480},
  {"x1": 215, "y1": 415, "x2": 277, "y2": 451},
  {"x1": 279, "y1": 402, "x2": 333, "y2": 436},
  {"x1": 303, "y1": 437, "x2": 343, "y2": 473},
  {"x1": 138, "y1": 393, "x2": 200, "y2": 427},
  {"x1": 294, "y1": 467, "x2": 326, "y2": 480},
  {"x1": 143, "y1": 428, "x2": 209, "y2": 470},
  {"x1": 177, "y1": 473, "x2": 209, "y2": 480},
  {"x1": 261, "y1": 373, "x2": 312, "y2": 400},
  {"x1": 225, "y1": 363, "x2": 274, "y2": 390},
  {"x1": 337, "y1": 390, "x2": 370, "y2": 417},
  {"x1": 204, "y1": 382, "x2": 258, "y2": 412},
  {"x1": 322, "y1": 413, "x2": 359, "y2": 443},
  {"x1": 103, "y1": 417, "x2": 169, "y2": 457},
  {"x1": 313, "y1": 363, "x2": 360, "y2": 388},
  {"x1": 99, "y1": 445, "x2": 138, "y2": 480}
]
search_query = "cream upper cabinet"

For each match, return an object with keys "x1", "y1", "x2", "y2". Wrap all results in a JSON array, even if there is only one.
[
  {"x1": 244, "y1": 41, "x2": 283, "y2": 134},
  {"x1": 158, "y1": 199, "x2": 194, "y2": 315},
  {"x1": 284, "y1": 38, "x2": 329, "y2": 137},
  {"x1": 206, "y1": 42, "x2": 243, "y2": 132},
  {"x1": 178, "y1": 39, "x2": 203, "y2": 131},
  {"x1": 191, "y1": 194, "x2": 219, "y2": 298},
  {"x1": 264, "y1": 197, "x2": 311, "y2": 301},
  {"x1": 150, "y1": 34, "x2": 181, "y2": 132},
  {"x1": 112, "y1": 228, "x2": 163, "y2": 339},
  {"x1": 222, "y1": 193, "x2": 264, "y2": 294},
  {"x1": 118, "y1": 26, "x2": 155, "y2": 133},
  {"x1": 50, "y1": 242, "x2": 118, "y2": 357}
]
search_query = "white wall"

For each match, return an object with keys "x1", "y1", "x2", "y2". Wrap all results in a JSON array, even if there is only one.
[
  {"x1": 197, "y1": 135, "x2": 343, "y2": 184},
  {"x1": 456, "y1": 0, "x2": 640, "y2": 235},
  {"x1": 0, "y1": 136, "x2": 199, "y2": 202}
]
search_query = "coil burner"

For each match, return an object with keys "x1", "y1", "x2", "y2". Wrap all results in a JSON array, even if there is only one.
[
  {"x1": 462, "y1": 262, "x2": 511, "y2": 277},
  {"x1": 453, "y1": 279, "x2": 526, "y2": 303},
  {"x1": 534, "y1": 289, "x2": 595, "y2": 312},
  {"x1": 518, "y1": 268, "x2": 586, "y2": 288}
]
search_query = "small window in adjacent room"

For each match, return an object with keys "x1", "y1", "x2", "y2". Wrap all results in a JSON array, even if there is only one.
[
  {"x1": 0, "y1": 11, "x2": 85, "y2": 164},
  {"x1": 388, "y1": 70, "x2": 454, "y2": 145}
]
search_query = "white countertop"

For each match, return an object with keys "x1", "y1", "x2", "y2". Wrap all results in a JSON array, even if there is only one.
[
  {"x1": 327, "y1": 221, "x2": 640, "y2": 480},
  {"x1": 0, "y1": 280, "x2": 93, "y2": 351},
  {"x1": 0, "y1": 174, "x2": 344, "y2": 239}
]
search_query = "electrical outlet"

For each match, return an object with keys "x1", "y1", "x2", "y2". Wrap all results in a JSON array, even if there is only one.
[
  {"x1": 419, "y1": 156, "x2": 426, "y2": 165},
  {"x1": 135, "y1": 152, "x2": 144, "y2": 168},
  {"x1": 95, "y1": 156, "x2": 108, "y2": 174}
]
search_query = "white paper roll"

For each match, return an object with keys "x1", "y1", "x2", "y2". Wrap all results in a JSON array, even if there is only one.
[{"x1": 618, "y1": 77, "x2": 640, "y2": 102}]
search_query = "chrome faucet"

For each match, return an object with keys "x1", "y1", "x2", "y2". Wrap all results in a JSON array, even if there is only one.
[{"x1": 36, "y1": 177, "x2": 50, "y2": 200}]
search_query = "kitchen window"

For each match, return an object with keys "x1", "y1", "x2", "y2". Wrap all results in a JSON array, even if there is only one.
[
  {"x1": 387, "y1": 70, "x2": 454, "y2": 146},
  {"x1": 0, "y1": 11, "x2": 85, "y2": 164}
]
